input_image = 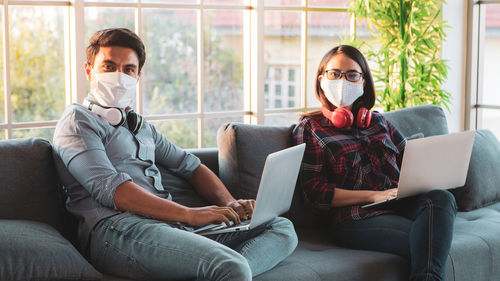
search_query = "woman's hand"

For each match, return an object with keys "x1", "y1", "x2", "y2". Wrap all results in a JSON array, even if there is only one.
[{"x1": 370, "y1": 188, "x2": 398, "y2": 203}]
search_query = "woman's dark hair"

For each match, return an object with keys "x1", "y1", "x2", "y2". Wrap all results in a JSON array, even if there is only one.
[
  {"x1": 303, "y1": 45, "x2": 376, "y2": 119},
  {"x1": 86, "y1": 28, "x2": 146, "y2": 73}
]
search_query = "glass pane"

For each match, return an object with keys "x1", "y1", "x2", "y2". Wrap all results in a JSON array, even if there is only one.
[
  {"x1": 86, "y1": 0, "x2": 136, "y2": 2},
  {"x1": 309, "y1": 0, "x2": 349, "y2": 8},
  {"x1": 264, "y1": 112, "x2": 301, "y2": 126},
  {"x1": 142, "y1": 9, "x2": 197, "y2": 115},
  {"x1": 0, "y1": 10, "x2": 3, "y2": 124},
  {"x1": 482, "y1": 5, "x2": 500, "y2": 106},
  {"x1": 204, "y1": 116, "x2": 243, "y2": 148},
  {"x1": 150, "y1": 119, "x2": 197, "y2": 148},
  {"x1": 204, "y1": 11, "x2": 244, "y2": 112},
  {"x1": 143, "y1": 0, "x2": 197, "y2": 3},
  {"x1": 306, "y1": 11, "x2": 350, "y2": 108},
  {"x1": 85, "y1": 7, "x2": 135, "y2": 42},
  {"x1": 9, "y1": 7, "x2": 66, "y2": 123},
  {"x1": 0, "y1": 130, "x2": 5, "y2": 140},
  {"x1": 204, "y1": 0, "x2": 244, "y2": 4},
  {"x1": 478, "y1": 108, "x2": 500, "y2": 140},
  {"x1": 265, "y1": 0, "x2": 301, "y2": 6},
  {"x1": 264, "y1": 11, "x2": 301, "y2": 109},
  {"x1": 12, "y1": 127, "x2": 55, "y2": 141}
]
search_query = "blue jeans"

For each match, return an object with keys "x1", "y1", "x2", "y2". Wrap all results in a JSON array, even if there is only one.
[
  {"x1": 331, "y1": 190, "x2": 457, "y2": 281},
  {"x1": 89, "y1": 213, "x2": 297, "y2": 280}
]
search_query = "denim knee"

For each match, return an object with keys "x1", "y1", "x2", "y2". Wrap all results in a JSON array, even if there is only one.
[
  {"x1": 205, "y1": 246, "x2": 252, "y2": 281},
  {"x1": 270, "y1": 217, "x2": 298, "y2": 255},
  {"x1": 421, "y1": 189, "x2": 457, "y2": 214}
]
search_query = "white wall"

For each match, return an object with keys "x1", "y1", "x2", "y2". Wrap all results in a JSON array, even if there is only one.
[{"x1": 442, "y1": 0, "x2": 468, "y2": 132}]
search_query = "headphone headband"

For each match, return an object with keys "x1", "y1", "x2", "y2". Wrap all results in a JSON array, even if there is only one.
[{"x1": 82, "y1": 99, "x2": 143, "y2": 134}]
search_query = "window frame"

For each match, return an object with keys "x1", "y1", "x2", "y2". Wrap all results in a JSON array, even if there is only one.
[
  {"x1": 466, "y1": 0, "x2": 500, "y2": 131},
  {"x1": 1, "y1": 0, "x2": 354, "y2": 147}
]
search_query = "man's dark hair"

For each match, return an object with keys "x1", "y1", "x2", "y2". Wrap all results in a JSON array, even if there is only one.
[{"x1": 86, "y1": 28, "x2": 146, "y2": 72}]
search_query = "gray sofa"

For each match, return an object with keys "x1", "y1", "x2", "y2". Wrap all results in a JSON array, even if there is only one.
[{"x1": 1, "y1": 105, "x2": 500, "y2": 281}]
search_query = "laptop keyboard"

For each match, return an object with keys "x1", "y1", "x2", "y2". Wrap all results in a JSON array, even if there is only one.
[{"x1": 193, "y1": 219, "x2": 250, "y2": 234}]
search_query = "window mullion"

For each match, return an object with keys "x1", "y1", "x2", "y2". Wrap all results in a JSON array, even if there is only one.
[
  {"x1": 197, "y1": 3, "x2": 205, "y2": 148},
  {"x1": 68, "y1": 0, "x2": 86, "y2": 105},
  {"x1": 301, "y1": 0, "x2": 307, "y2": 112},
  {"x1": 248, "y1": 0, "x2": 264, "y2": 125},
  {"x1": 2, "y1": 1, "x2": 12, "y2": 138}
]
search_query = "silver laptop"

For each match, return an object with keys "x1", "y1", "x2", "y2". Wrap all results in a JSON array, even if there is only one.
[
  {"x1": 362, "y1": 130, "x2": 475, "y2": 209},
  {"x1": 194, "y1": 143, "x2": 306, "y2": 235}
]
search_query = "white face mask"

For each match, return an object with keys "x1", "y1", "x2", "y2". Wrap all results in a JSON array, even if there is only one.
[
  {"x1": 320, "y1": 78, "x2": 364, "y2": 108},
  {"x1": 88, "y1": 71, "x2": 137, "y2": 108}
]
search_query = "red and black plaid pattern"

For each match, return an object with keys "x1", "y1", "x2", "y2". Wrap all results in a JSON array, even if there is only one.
[{"x1": 292, "y1": 112, "x2": 406, "y2": 225}]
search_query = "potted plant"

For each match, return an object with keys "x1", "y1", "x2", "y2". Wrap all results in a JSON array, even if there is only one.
[{"x1": 348, "y1": 0, "x2": 451, "y2": 112}]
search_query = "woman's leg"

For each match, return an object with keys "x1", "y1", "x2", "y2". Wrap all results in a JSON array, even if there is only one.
[
  {"x1": 400, "y1": 189, "x2": 457, "y2": 281},
  {"x1": 89, "y1": 212, "x2": 252, "y2": 281},
  {"x1": 333, "y1": 189, "x2": 457, "y2": 281},
  {"x1": 332, "y1": 214, "x2": 412, "y2": 258},
  {"x1": 206, "y1": 217, "x2": 298, "y2": 277}
]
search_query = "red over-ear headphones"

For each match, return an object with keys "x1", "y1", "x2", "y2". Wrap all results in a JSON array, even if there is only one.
[{"x1": 321, "y1": 106, "x2": 372, "y2": 129}]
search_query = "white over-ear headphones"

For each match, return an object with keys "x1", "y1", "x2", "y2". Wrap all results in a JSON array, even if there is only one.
[{"x1": 82, "y1": 99, "x2": 143, "y2": 134}]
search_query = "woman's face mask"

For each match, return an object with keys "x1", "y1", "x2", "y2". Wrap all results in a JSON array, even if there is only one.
[
  {"x1": 320, "y1": 78, "x2": 364, "y2": 108},
  {"x1": 88, "y1": 71, "x2": 137, "y2": 108}
]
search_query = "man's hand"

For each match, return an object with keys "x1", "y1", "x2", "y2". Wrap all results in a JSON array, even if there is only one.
[
  {"x1": 185, "y1": 206, "x2": 241, "y2": 227},
  {"x1": 226, "y1": 199, "x2": 255, "y2": 221}
]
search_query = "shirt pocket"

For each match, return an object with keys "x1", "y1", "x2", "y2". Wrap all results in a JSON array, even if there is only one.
[{"x1": 135, "y1": 132, "x2": 155, "y2": 163}]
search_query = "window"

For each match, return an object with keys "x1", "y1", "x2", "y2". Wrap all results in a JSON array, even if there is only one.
[
  {"x1": 1, "y1": 0, "x2": 357, "y2": 147},
  {"x1": 467, "y1": 1, "x2": 500, "y2": 139}
]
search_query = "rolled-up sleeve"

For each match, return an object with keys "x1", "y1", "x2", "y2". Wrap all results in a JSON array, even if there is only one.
[
  {"x1": 150, "y1": 124, "x2": 201, "y2": 180},
  {"x1": 54, "y1": 108, "x2": 131, "y2": 209}
]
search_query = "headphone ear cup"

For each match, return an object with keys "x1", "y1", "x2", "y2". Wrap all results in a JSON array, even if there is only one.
[
  {"x1": 332, "y1": 107, "x2": 354, "y2": 128},
  {"x1": 356, "y1": 107, "x2": 372, "y2": 129},
  {"x1": 90, "y1": 105, "x2": 126, "y2": 126},
  {"x1": 127, "y1": 110, "x2": 143, "y2": 134}
]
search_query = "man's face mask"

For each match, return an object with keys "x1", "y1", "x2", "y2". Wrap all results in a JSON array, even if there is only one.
[
  {"x1": 88, "y1": 71, "x2": 137, "y2": 108},
  {"x1": 320, "y1": 78, "x2": 364, "y2": 108}
]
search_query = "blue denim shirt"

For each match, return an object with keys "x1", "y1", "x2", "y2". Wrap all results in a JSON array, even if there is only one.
[{"x1": 53, "y1": 104, "x2": 201, "y2": 251}]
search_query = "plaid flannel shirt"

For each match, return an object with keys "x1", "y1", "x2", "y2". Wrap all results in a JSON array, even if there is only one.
[{"x1": 292, "y1": 111, "x2": 406, "y2": 225}]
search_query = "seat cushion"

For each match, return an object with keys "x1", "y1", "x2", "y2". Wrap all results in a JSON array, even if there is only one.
[
  {"x1": 451, "y1": 130, "x2": 500, "y2": 211},
  {"x1": 0, "y1": 220, "x2": 101, "y2": 281}
]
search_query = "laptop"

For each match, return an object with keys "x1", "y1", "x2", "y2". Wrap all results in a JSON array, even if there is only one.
[
  {"x1": 194, "y1": 143, "x2": 306, "y2": 235},
  {"x1": 362, "y1": 130, "x2": 475, "y2": 209}
]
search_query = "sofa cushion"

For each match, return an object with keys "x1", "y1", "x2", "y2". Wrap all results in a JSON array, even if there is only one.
[
  {"x1": 0, "y1": 220, "x2": 101, "y2": 281},
  {"x1": 217, "y1": 122, "x2": 323, "y2": 228},
  {"x1": 451, "y1": 130, "x2": 500, "y2": 211},
  {"x1": 0, "y1": 138, "x2": 72, "y2": 237},
  {"x1": 382, "y1": 104, "x2": 449, "y2": 137}
]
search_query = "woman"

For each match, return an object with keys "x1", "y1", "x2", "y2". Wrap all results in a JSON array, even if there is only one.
[{"x1": 292, "y1": 45, "x2": 457, "y2": 281}]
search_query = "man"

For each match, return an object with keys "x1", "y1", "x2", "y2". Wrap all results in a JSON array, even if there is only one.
[{"x1": 53, "y1": 28, "x2": 297, "y2": 280}]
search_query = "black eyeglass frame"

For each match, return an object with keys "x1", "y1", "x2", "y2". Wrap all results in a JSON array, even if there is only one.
[{"x1": 323, "y1": 70, "x2": 364, "y2": 82}]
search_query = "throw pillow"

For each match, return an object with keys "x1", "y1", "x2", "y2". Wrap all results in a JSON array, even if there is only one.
[
  {"x1": 0, "y1": 220, "x2": 101, "y2": 281},
  {"x1": 451, "y1": 130, "x2": 500, "y2": 211}
]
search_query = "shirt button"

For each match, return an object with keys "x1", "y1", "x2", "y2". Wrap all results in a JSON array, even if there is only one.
[{"x1": 110, "y1": 225, "x2": 115, "y2": 230}]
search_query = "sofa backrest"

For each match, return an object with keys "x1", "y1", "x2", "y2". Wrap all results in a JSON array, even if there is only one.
[
  {"x1": 0, "y1": 138, "x2": 76, "y2": 240},
  {"x1": 216, "y1": 105, "x2": 451, "y2": 228}
]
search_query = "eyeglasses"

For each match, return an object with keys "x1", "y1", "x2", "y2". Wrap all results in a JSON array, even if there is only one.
[{"x1": 323, "y1": 70, "x2": 363, "y2": 82}]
